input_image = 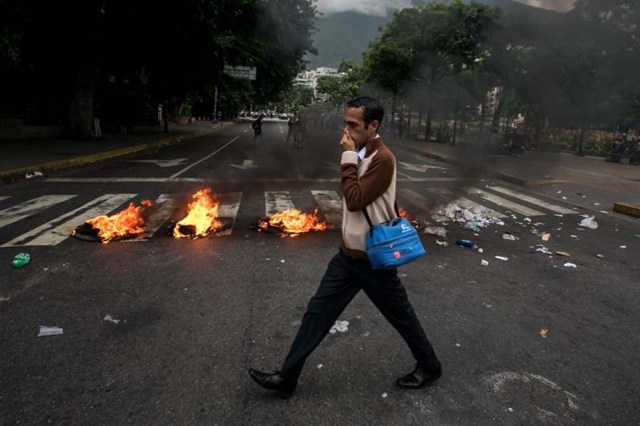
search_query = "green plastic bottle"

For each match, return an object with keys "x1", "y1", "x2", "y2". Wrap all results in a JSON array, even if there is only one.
[{"x1": 11, "y1": 253, "x2": 31, "y2": 268}]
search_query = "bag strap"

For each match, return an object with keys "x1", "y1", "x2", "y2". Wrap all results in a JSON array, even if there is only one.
[{"x1": 361, "y1": 201, "x2": 401, "y2": 232}]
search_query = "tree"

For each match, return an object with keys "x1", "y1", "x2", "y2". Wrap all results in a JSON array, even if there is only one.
[
  {"x1": 363, "y1": 1, "x2": 497, "y2": 139},
  {"x1": 316, "y1": 61, "x2": 364, "y2": 107}
]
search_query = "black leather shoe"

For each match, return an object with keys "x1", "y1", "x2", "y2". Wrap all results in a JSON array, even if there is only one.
[
  {"x1": 395, "y1": 363, "x2": 442, "y2": 389},
  {"x1": 248, "y1": 369, "x2": 296, "y2": 398}
]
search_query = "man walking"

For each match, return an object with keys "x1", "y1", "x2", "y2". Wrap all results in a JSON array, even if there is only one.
[{"x1": 249, "y1": 96, "x2": 441, "y2": 397}]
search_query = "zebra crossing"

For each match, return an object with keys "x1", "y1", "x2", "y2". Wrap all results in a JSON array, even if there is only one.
[{"x1": 0, "y1": 186, "x2": 577, "y2": 247}]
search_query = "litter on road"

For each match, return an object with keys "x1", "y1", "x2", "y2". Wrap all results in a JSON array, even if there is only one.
[
  {"x1": 103, "y1": 314, "x2": 121, "y2": 324},
  {"x1": 555, "y1": 251, "x2": 571, "y2": 257},
  {"x1": 495, "y1": 256, "x2": 508, "y2": 261},
  {"x1": 11, "y1": 253, "x2": 31, "y2": 269},
  {"x1": 456, "y1": 239, "x2": 475, "y2": 248},
  {"x1": 538, "y1": 328, "x2": 549, "y2": 338},
  {"x1": 481, "y1": 260, "x2": 489, "y2": 266},
  {"x1": 542, "y1": 233, "x2": 551, "y2": 241},
  {"x1": 38, "y1": 326, "x2": 63, "y2": 337},
  {"x1": 435, "y1": 240, "x2": 449, "y2": 247},
  {"x1": 424, "y1": 226, "x2": 447, "y2": 237},
  {"x1": 502, "y1": 233, "x2": 518, "y2": 241},
  {"x1": 329, "y1": 320, "x2": 349, "y2": 334},
  {"x1": 564, "y1": 262, "x2": 577, "y2": 268},
  {"x1": 536, "y1": 246, "x2": 551, "y2": 255},
  {"x1": 579, "y1": 216, "x2": 598, "y2": 229}
]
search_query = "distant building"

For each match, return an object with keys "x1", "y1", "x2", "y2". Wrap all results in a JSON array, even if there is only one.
[{"x1": 293, "y1": 67, "x2": 345, "y2": 102}]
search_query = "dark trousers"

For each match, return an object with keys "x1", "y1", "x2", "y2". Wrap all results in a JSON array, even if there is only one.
[{"x1": 281, "y1": 252, "x2": 439, "y2": 382}]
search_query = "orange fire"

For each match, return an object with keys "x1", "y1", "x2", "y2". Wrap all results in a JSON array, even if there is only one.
[
  {"x1": 258, "y1": 208, "x2": 328, "y2": 237},
  {"x1": 399, "y1": 207, "x2": 412, "y2": 221},
  {"x1": 81, "y1": 200, "x2": 154, "y2": 243},
  {"x1": 173, "y1": 188, "x2": 223, "y2": 238}
]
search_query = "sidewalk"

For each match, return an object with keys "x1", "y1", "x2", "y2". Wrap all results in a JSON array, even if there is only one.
[
  {"x1": 392, "y1": 138, "x2": 640, "y2": 218},
  {"x1": 0, "y1": 120, "x2": 235, "y2": 183}
]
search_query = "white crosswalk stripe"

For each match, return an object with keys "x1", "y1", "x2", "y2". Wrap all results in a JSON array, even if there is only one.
[
  {"x1": 215, "y1": 192, "x2": 242, "y2": 236},
  {"x1": 2, "y1": 194, "x2": 136, "y2": 247},
  {"x1": 467, "y1": 187, "x2": 545, "y2": 217},
  {"x1": 124, "y1": 194, "x2": 175, "y2": 242},
  {"x1": 312, "y1": 190, "x2": 342, "y2": 228},
  {"x1": 486, "y1": 186, "x2": 578, "y2": 215},
  {"x1": 264, "y1": 191, "x2": 296, "y2": 217},
  {"x1": 0, "y1": 195, "x2": 77, "y2": 229},
  {"x1": 0, "y1": 186, "x2": 579, "y2": 246},
  {"x1": 419, "y1": 188, "x2": 508, "y2": 219}
]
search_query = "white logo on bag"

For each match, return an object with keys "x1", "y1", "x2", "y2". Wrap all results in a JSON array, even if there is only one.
[{"x1": 401, "y1": 224, "x2": 411, "y2": 233}]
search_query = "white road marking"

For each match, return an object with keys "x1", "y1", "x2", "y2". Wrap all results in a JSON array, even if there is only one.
[
  {"x1": 0, "y1": 195, "x2": 77, "y2": 229},
  {"x1": 265, "y1": 191, "x2": 296, "y2": 216},
  {"x1": 468, "y1": 187, "x2": 544, "y2": 216},
  {"x1": 169, "y1": 135, "x2": 241, "y2": 178},
  {"x1": 129, "y1": 158, "x2": 189, "y2": 168},
  {"x1": 421, "y1": 188, "x2": 507, "y2": 218},
  {"x1": 0, "y1": 196, "x2": 10, "y2": 202},
  {"x1": 124, "y1": 194, "x2": 175, "y2": 242},
  {"x1": 312, "y1": 190, "x2": 342, "y2": 228},
  {"x1": 2, "y1": 194, "x2": 136, "y2": 247},
  {"x1": 398, "y1": 161, "x2": 447, "y2": 173},
  {"x1": 487, "y1": 186, "x2": 577, "y2": 214},
  {"x1": 46, "y1": 177, "x2": 468, "y2": 183},
  {"x1": 215, "y1": 192, "x2": 243, "y2": 236}
]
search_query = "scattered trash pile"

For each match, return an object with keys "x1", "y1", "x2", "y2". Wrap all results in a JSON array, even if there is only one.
[{"x1": 420, "y1": 201, "x2": 505, "y2": 244}]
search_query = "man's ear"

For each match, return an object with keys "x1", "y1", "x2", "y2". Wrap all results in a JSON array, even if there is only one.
[{"x1": 369, "y1": 120, "x2": 380, "y2": 133}]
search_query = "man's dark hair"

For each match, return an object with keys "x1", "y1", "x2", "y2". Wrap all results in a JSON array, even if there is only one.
[{"x1": 346, "y1": 96, "x2": 384, "y2": 128}]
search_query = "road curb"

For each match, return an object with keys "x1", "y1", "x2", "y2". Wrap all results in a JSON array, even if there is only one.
[
  {"x1": 613, "y1": 202, "x2": 640, "y2": 218},
  {"x1": 420, "y1": 151, "x2": 563, "y2": 187},
  {"x1": 0, "y1": 122, "x2": 235, "y2": 183}
]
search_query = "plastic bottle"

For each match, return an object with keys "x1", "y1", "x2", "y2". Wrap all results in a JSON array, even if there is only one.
[
  {"x1": 455, "y1": 239, "x2": 475, "y2": 248},
  {"x1": 11, "y1": 253, "x2": 31, "y2": 268}
]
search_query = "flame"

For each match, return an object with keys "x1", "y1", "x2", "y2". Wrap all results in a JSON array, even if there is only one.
[
  {"x1": 82, "y1": 200, "x2": 153, "y2": 243},
  {"x1": 399, "y1": 207, "x2": 412, "y2": 221},
  {"x1": 258, "y1": 208, "x2": 328, "y2": 236},
  {"x1": 173, "y1": 188, "x2": 223, "y2": 238}
]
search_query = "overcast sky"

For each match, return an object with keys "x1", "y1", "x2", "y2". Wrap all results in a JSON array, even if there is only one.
[{"x1": 315, "y1": 0, "x2": 575, "y2": 17}]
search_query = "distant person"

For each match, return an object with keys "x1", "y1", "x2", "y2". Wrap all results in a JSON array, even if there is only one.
[
  {"x1": 92, "y1": 99, "x2": 102, "y2": 139},
  {"x1": 249, "y1": 96, "x2": 441, "y2": 398},
  {"x1": 286, "y1": 113, "x2": 297, "y2": 146},
  {"x1": 252, "y1": 113, "x2": 265, "y2": 146}
]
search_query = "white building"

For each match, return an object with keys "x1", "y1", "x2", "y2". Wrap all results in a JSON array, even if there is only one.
[{"x1": 294, "y1": 67, "x2": 344, "y2": 102}]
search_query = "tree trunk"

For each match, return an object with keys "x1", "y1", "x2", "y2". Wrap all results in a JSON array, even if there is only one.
[
  {"x1": 577, "y1": 126, "x2": 586, "y2": 156},
  {"x1": 491, "y1": 88, "x2": 505, "y2": 133},
  {"x1": 425, "y1": 109, "x2": 432, "y2": 141},
  {"x1": 452, "y1": 107, "x2": 458, "y2": 146},
  {"x1": 407, "y1": 105, "x2": 412, "y2": 136},
  {"x1": 68, "y1": 72, "x2": 94, "y2": 140}
]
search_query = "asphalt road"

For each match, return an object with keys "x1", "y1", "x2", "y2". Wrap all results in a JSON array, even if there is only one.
[{"x1": 0, "y1": 121, "x2": 639, "y2": 425}]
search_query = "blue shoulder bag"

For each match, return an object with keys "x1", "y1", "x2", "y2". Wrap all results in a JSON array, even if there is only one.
[{"x1": 362, "y1": 202, "x2": 426, "y2": 269}]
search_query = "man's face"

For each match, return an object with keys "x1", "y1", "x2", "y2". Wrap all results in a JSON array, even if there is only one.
[{"x1": 344, "y1": 107, "x2": 378, "y2": 146}]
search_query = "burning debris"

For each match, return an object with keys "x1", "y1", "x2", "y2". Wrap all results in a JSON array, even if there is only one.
[
  {"x1": 256, "y1": 208, "x2": 328, "y2": 237},
  {"x1": 73, "y1": 200, "x2": 154, "y2": 243},
  {"x1": 173, "y1": 188, "x2": 225, "y2": 239},
  {"x1": 398, "y1": 207, "x2": 428, "y2": 230}
]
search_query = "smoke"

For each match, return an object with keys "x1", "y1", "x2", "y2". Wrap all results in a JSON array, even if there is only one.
[
  {"x1": 316, "y1": 0, "x2": 575, "y2": 17},
  {"x1": 315, "y1": 0, "x2": 413, "y2": 17},
  {"x1": 515, "y1": 0, "x2": 574, "y2": 12}
]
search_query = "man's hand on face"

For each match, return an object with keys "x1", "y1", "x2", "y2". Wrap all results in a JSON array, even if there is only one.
[{"x1": 340, "y1": 129, "x2": 356, "y2": 152}]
